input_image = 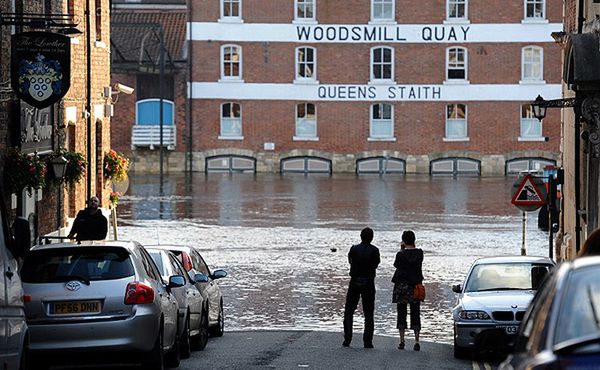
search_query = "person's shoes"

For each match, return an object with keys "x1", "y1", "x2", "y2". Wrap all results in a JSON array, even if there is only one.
[
  {"x1": 342, "y1": 340, "x2": 350, "y2": 347},
  {"x1": 398, "y1": 342, "x2": 405, "y2": 350},
  {"x1": 413, "y1": 343, "x2": 420, "y2": 351},
  {"x1": 364, "y1": 343, "x2": 374, "y2": 348}
]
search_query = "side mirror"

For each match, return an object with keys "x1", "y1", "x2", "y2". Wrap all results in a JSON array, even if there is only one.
[
  {"x1": 194, "y1": 273, "x2": 209, "y2": 283},
  {"x1": 10, "y1": 217, "x2": 31, "y2": 258},
  {"x1": 452, "y1": 284, "x2": 462, "y2": 293},
  {"x1": 168, "y1": 275, "x2": 185, "y2": 288},
  {"x1": 212, "y1": 269, "x2": 227, "y2": 279}
]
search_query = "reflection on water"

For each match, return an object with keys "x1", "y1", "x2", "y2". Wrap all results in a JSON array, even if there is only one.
[{"x1": 117, "y1": 173, "x2": 549, "y2": 343}]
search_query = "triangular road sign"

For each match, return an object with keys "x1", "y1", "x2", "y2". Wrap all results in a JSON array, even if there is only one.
[{"x1": 511, "y1": 174, "x2": 546, "y2": 206}]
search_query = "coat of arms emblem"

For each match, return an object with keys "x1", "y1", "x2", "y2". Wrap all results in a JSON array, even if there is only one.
[{"x1": 18, "y1": 54, "x2": 62, "y2": 103}]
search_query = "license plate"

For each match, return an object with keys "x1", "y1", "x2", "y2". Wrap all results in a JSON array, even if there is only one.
[
  {"x1": 502, "y1": 325, "x2": 519, "y2": 334},
  {"x1": 50, "y1": 301, "x2": 101, "y2": 315}
]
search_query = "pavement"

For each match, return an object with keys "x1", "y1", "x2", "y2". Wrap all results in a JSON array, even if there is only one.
[{"x1": 178, "y1": 330, "x2": 488, "y2": 370}]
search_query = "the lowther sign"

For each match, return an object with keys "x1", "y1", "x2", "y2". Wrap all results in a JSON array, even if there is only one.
[{"x1": 11, "y1": 31, "x2": 71, "y2": 109}]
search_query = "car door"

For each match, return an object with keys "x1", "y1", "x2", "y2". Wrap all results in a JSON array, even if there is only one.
[
  {"x1": 139, "y1": 248, "x2": 178, "y2": 349},
  {"x1": 192, "y1": 251, "x2": 221, "y2": 323},
  {"x1": 168, "y1": 254, "x2": 203, "y2": 333}
]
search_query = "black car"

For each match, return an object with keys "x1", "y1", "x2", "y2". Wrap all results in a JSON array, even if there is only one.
[{"x1": 500, "y1": 256, "x2": 600, "y2": 370}]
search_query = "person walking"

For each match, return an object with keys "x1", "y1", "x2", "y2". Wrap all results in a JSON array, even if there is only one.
[
  {"x1": 68, "y1": 196, "x2": 108, "y2": 241},
  {"x1": 343, "y1": 227, "x2": 380, "y2": 348},
  {"x1": 391, "y1": 230, "x2": 424, "y2": 351}
]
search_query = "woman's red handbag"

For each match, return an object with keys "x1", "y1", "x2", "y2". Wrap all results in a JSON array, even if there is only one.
[{"x1": 413, "y1": 283, "x2": 426, "y2": 301}]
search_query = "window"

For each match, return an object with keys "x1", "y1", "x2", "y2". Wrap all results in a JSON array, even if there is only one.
[
  {"x1": 447, "y1": 0, "x2": 467, "y2": 21},
  {"x1": 520, "y1": 104, "x2": 543, "y2": 139},
  {"x1": 371, "y1": 46, "x2": 394, "y2": 82},
  {"x1": 525, "y1": 0, "x2": 545, "y2": 19},
  {"x1": 221, "y1": 0, "x2": 241, "y2": 21},
  {"x1": 295, "y1": 103, "x2": 317, "y2": 139},
  {"x1": 295, "y1": 47, "x2": 316, "y2": 82},
  {"x1": 295, "y1": 0, "x2": 315, "y2": 21},
  {"x1": 522, "y1": 46, "x2": 543, "y2": 81},
  {"x1": 95, "y1": 0, "x2": 102, "y2": 41},
  {"x1": 221, "y1": 45, "x2": 242, "y2": 80},
  {"x1": 370, "y1": 103, "x2": 394, "y2": 139},
  {"x1": 445, "y1": 104, "x2": 467, "y2": 139},
  {"x1": 446, "y1": 47, "x2": 467, "y2": 81},
  {"x1": 220, "y1": 103, "x2": 242, "y2": 138},
  {"x1": 371, "y1": 0, "x2": 394, "y2": 22}
]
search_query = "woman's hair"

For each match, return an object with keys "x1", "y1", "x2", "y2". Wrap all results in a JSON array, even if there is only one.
[
  {"x1": 402, "y1": 230, "x2": 416, "y2": 245},
  {"x1": 579, "y1": 228, "x2": 600, "y2": 257}
]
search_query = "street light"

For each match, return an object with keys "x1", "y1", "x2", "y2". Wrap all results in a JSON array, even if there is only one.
[
  {"x1": 532, "y1": 95, "x2": 548, "y2": 121},
  {"x1": 50, "y1": 155, "x2": 68, "y2": 180}
]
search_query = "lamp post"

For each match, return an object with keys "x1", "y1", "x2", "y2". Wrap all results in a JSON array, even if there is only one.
[{"x1": 50, "y1": 155, "x2": 68, "y2": 235}]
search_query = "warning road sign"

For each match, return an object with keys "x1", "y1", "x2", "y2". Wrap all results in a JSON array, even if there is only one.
[{"x1": 511, "y1": 174, "x2": 546, "y2": 210}]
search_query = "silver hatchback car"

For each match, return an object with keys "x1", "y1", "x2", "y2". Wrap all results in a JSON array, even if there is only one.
[
  {"x1": 452, "y1": 256, "x2": 554, "y2": 358},
  {"x1": 21, "y1": 241, "x2": 185, "y2": 370}
]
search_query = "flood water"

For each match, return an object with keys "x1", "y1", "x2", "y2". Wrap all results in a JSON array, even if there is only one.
[{"x1": 115, "y1": 173, "x2": 550, "y2": 344}]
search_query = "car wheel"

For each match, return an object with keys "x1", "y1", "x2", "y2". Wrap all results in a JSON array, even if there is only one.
[
  {"x1": 142, "y1": 329, "x2": 165, "y2": 370},
  {"x1": 209, "y1": 300, "x2": 224, "y2": 337},
  {"x1": 192, "y1": 307, "x2": 209, "y2": 351},
  {"x1": 179, "y1": 315, "x2": 191, "y2": 359},
  {"x1": 453, "y1": 339, "x2": 470, "y2": 359},
  {"x1": 164, "y1": 324, "x2": 181, "y2": 368}
]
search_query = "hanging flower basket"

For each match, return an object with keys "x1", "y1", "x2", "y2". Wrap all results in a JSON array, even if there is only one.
[
  {"x1": 3, "y1": 148, "x2": 47, "y2": 194},
  {"x1": 109, "y1": 191, "x2": 122, "y2": 207},
  {"x1": 62, "y1": 151, "x2": 87, "y2": 186},
  {"x1": 103, "y1": 149, "x2": 130, "y2": 182}
]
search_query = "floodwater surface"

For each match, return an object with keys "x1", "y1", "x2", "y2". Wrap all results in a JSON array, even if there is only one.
[{"x1": 116, "y1": 173, "x2": 549, "y2": 343}]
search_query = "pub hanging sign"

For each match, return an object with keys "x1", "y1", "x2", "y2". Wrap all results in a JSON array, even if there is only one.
[{"x1": 11, "y1": 31, "x2": 71, "y2": 109}]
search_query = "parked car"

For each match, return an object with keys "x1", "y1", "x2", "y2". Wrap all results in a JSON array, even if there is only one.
[
  {"x1": 146, "y1": 247, "x2": 209, "y2": 355},
  {"x1": 500, "y1": 256, "x2": 600, "y2": 370},
  {"x1": 0, "y1": 214, "x2": 30, "y2": 370},
  {"x1": 452, "y1": 256, "x2": 554, "y2": 358},
  {"x1": 20, "y1": 241, "x2": 185, "y2": 370},
  {"x1": 147, "y1": 245, "x2": 227, "y2": 336}
]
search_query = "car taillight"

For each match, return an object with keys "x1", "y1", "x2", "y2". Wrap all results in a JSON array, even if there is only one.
[
  {"x1": 181, "y1": 252, "x2": 193, "y2": 272},
  {"x1": 125, "y1": 282, "x2": 155, "y2": 305}
]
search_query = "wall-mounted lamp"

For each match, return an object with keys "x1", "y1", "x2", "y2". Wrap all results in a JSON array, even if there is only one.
[
  {"x1": 50, "y1": 155, "x2": 68, "y2": 180},
  {"x1": 530, "y1": 94, "x2": 579, "y2": 121}
]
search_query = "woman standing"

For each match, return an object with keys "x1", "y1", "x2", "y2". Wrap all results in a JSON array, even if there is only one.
[{"x1": 391, "y1": 230, "x2": 424, "y2": 351}]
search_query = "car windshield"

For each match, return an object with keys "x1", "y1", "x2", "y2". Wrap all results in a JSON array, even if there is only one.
[
  {"x1": 464, "y1": 262, "x2": 551, "y2": 292},
  {"x1": 21, "y1": 247, "x2": 134, "y2": 283},
  {"x1": 555, "y1": 266, "x2": 600, "y2": 346}
]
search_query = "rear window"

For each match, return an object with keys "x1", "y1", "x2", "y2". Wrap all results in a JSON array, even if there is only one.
[{"x1": 21, "y1": 247, "x2": 134, "y2": 283}]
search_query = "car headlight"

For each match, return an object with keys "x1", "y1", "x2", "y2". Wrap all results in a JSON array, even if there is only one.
[{"x1": 458, "y1": 310, "x2": 491, "y2": 320}]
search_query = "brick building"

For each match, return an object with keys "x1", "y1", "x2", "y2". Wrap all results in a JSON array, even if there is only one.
[
  {"x1": 0, "y1": 0, "x2": 112, "y2": 241},
  {"x1": 183, "y1": 0, "x2": 563, "y2": 175}
]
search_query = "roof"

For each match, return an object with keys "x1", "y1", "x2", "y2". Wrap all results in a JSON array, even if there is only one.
[
  {"x1": 112, "y1": 0, "x2": 185, "y2": 4},
  {"x1": 111, "y1": 10, "x2": 188, "y2": 70},
  {"x1": 473, "y1": 255, "x2": 555, "y2": 265},
  {"x1": 31, "y1": 240, "x2": 139, "y2": 251}
]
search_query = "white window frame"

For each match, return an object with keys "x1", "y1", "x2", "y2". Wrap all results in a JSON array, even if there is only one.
[
  {"x1": 370, "y1": 46, "x2": 394, "y2": 83},
  {"x1": 220, "y1": 0, "x2": 242, "y2": 22},
  {"x1": 294, "y1": 0, "x2": 316, "y2": 23},
  {"x1": 370, "y1": 0, "x2": 395, "y2": 23},
  {"x1": 295, "y1": 46, "x2": 317, "y2": 83},
  {"x1": 369, "y1": 103, "x2": 395, "y2": 140},
  {"x1": 294, "y1": 103, "x2": 318, "y2": 140},
  {"x1": 520, "y1": 46, "x2": 544, "y2": 83},
  {"x1": 445, "y1": 0, "x2": 468, "y2": 22},
  {"x1": 220, "y1": 102, "x2": 243, "y2": 139},
  {"x1": 523, "y1": 0, "x2": 546, "y2": 22},
  {"x1": 519, "y1": 104, "x2": 544, "y2": 141},
  {"x1": 444, "y1": 103, "x2": 468, "y2": 141},
  {"x1": 445, "y1": 46, "x2": 468, "y2": 83},
  {"x1": 220, "y1": 44, "x2": 243, "y2": 81}
]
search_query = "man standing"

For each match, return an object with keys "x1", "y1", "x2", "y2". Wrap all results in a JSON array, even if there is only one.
[
  {"x1": 343, "y1": 227, "x2": 380, "y2": 348},
  {"x1": 67, "y1": 196, "x2": 108, "y2": 241}
]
